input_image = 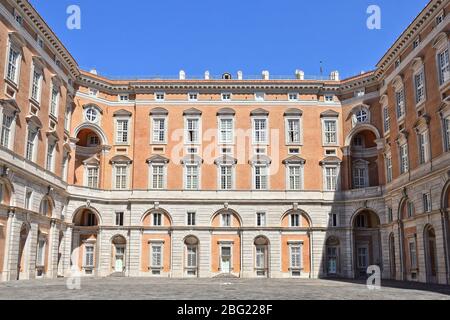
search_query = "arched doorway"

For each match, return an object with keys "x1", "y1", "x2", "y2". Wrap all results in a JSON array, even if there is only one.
[
  {"x1": 184, "y1": 235, "x2": 199, "y2": 277},
  {"x1": 424, "y1": 225, "x2": 438, "y2": 284},
  {"x1": 111, "y1": 235, "x2": 126, "y2": 274},
  {"x1": 352, "y1": 209, "x2": 381, "y2": 278},
  {"x1": 17, "y1": 224, "x2": 30, "y2": 280},
  {"x1": 254, "y1": 236, "x2": 270, "y2": 278},
  {"x1": 389, "y1": 233, "x2": 396, "y2": 279},
  {"x1": 325, "y1": 236, "x2": 340, "y2": 276}
]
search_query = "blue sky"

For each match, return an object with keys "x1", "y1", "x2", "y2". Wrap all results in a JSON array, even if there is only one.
[{"x1": 30, "y1": 0, "x2": 429, "y2": 79}]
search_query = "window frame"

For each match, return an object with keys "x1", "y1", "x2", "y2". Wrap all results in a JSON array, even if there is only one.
[
  {"x1": 149, "y1": 163, "x2": 166, "y2": 190},
  {"x1": 286, "y1": 164, "x2": 303, "y2": 191},
  {"x1": 252, "y1": 117, "x2": 269, "y2": 145},
  {"x1": 413, "y1": 67, "x2": 426, "y2": 106},
  {"x1": 285, "y1": 117, "x2": 302, "y2": 145},
  {"x1": 114, "y1": 117, "x2": 131, "y2": 145},
  {"x1": 113, "y1": 164, "x2": 129, "y2": 190},
  {"x1": 322, "y1": 118, "x2": 338, "y2": 146},
  {"x1": 184, "y1": 116, "x2": 201, "y2": 145},
  {"x1": 85, "y1": 165, "x2": 99, "y2": 189},
  {"x1": 184, "y1": 163, "x2": 200, "y2": 190},
  {"x1": 151, "y1": 116, "x2": 168, "y2": 144},
  {"x1": 218, "y1": 164, "x2": 234, "y2": 191},
  {"x1": 5, "y1": 40, "x2": 22, "y2": 86},
  {"x1": 253, "y1": 164, "x2": 269, "y2": 190}
]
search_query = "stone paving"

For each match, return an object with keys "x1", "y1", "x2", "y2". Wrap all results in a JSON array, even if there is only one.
[{"x1": 0, "y1": 277, "x2": 449, "y2": 300}]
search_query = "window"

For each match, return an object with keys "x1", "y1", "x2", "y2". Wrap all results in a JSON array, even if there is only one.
[
  {"x1": 49, "y1": 86, "x2": 59, "y2": 117},
  {"x1": 31, "y1": 68, "x2": 42, "y2": 102},
  {"x1": 290, "y1": 214, "x2": 300, "y2": 227},
  {"x1": 151, "y1": 164, "x2": 165, "y2": 190},
  {"x1": 423, "y1": 193, "x2": 432, "y2": 213},
  {"x1": 114, "y1": 165, "x2": 128, "y2": 190},
  {"x1": 253, "y1": 119, "x2": 268, "y2": 144},
  {"x1": 219, "y1": 118, "x2": 233, "y2": 144},
  {"x1": 64, "y1": 107, "x2": 71, "y2": 131},
  {"x1": 84, "y1": 245, "x2": 94, "y2": 268},
  {"x1": 186, "y1": 118, "x2": 200, "y2": 144},
  {"x1": 413, "y1": 37, "x2": 420, "y2": 49},
  {"x1": 400, "y1": 144, "x2": 409, "y2": 174},
  {"x1": 153, "y1": 213, "x2": 162, "y2": 226},
  {"x1": 286, "y1": 119, "x2": 301, "y2": 144},
  {"x1": 290, "y1": 245, "x2": 302, "y2": 269},
  {"x1": 221, "y1": 93, "x2": 231, "y2": 101},
  {"x1": 409, "y1": 240, "x2": 417, "y2": 270},
  {"x1": 185, "y1": 164, "x2": 199, "y2": 190},
  {"x1": 288, "y1": 93, "x2": 298, "y2": 101},
  {"x1": 37, "y1": 36, "x2": 44, "y2": 49},
  {"x1": 25, "y1": 127, "x2": 38, "y2": 161},
  {"x1": 186, "y1": 246, "x2": 197, "y2": 268},
  {"x1": 152, "y1": 118, "x2": 166, "y2": 143},
  {"x1": 288, "y1": 165, "x2": 302, "y2": 190},
  {"x1": 330, "y1": 212, "x2": 338, "y2": 227},
  {"x1": 323, "y1": 120, "x2": 337, "y2": 145},
  {"x1": 88, "y1": 88, "x2": 98, "y2": 97},
  {"x1": 115, "y1": 212, "x2": 124, "y2": 226},
  {"x1": 353, "y1": 167, "x2": 367, "y2": 189},
  {"x1": 219, "y1": 165, "x2": 233, "y2": 190},
  {"x1": 436, "y1": 12, "x2": 444, "y2": 25},
  {"x1": 355, "y1": 89, "x2": 365, "y2": 97},
  {"x1": 119, "y1": 94, "x2": 129, "y2": 102},
  {"x1": 388, "y1": 208, "x2": 393, "y2": 223},
  {"x1": 445, "y1": 117, "x2": 450, "y2": 152},
  {"x1": 86, "y1": 167, "x2": 99, "y2": 188},
  {"x1": 46, "y1": 142, "x2": 55, "y2": 172},
  {"x1": 414, "y1": 69, "x2": 426, "y2": 105},
  {"x1": 36, "y1": 238, "x2": 46, "y2": 267},
  {"x1": 188, "y1": 92, "x2": 198, "y2": 101},
  {"x1": 386, "y1": 156, "x2": 393, "y2": 183},
  {"x1": 324, "y1": 166, "x2": 338, "y2": 191},
  {"x1": 255, "y1": 246, "x2": 266, "y2": 270},
  {"x1": 357, "y1": 247, "x2": 368, "y2": 268},
  {"x1": 395, "y1": 59, "x2": 401, "y2": 69},
  {"x1": 85, "y1": 107, "x2": 98, "y2": 123},
  {"x1": 354, "y1": 108, "x2": 369, "y2": 125},
  {"x1": 187, "y1": 211, "x2": 196, "y2": 226},
  {"x1": 62, "y1": 154, "x2": 69, "y2": 182},
  {"x1": 254, "y1": 165, "x2": 268, "y2": 190},
  {"x1": 6, "y1": 45, "x2": 20, "y2": 84},
  {"x1": 407, "y1": 201, "x2": 415, "y2": 218},
  {"x1": 116, "y1": 119, "x2": 129, "y2": 144},
  {"x1": 438, "y1": 48, "x2": 450, "y2": 85},
  {"x1": 324, "y1": 95, "x2": 334, "y2": 103},
  {"x1": 256, "y1": 212, "x2": 266, "y2": 227},
  {"x1": 255, "y1": 92, "x2": 265, "y2": 101},
  {"x1": 87, "y1": 134, "x2": 100, "y2": 147},
  {"x1": 14, "y1": 10, "x2": 23, "y2": 25},
  {"x1": 396, "y1": 89, "x2": 406, "y2": 119},
  {"x1": 151, "y1": 244, "x2": 162, "y2": 268},
  {"x1": 155, "y1": 92, "x2": 165, "y2": 101},
  {"x1": 0, "y1": 113, "x2": 14, "y2": 148},
  {"x1": 221, "y1": 213, "x2": 231, "y2": 227},
  {"x1": 418, "y1": 131, "x2": 429, "y2": 164},
  {"x1": 383, "y1": 106, "x2": 390, "y2": 134},
  {"x1": 25, "y1": 190, "x2": 32, "y2": 210}
]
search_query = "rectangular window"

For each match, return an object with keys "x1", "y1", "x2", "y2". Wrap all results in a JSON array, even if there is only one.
[
  {"x1": 255, "y1": 246, "x2": 266, "y2": 269},
  {"x1": 221, "y1": 213, "x2": 231, "y2": 227},
  {"x1": 0, "y1": 113, "x2": 13, "y2": 148},
  {"x1": 324, "y1": 95, "x2": 334, "y2": 103},
  {"x1": 221, "y1": 93, "x2": 231, "y2": 101},
  {"x1": 6, "y1": 46, "x2": 20, "y2": 83},
  {"x1": 188, "y1": 92, "x2": 198, "y2": 101},
  {"x1": 119, "y1": 94, "x2": 129, "y2": 102},
  {"x1": 152, "y1": 118, "x2": 166, "y2": 143},
  {"x1": 31, "y1": 69, "x2": 42, "y2": 101},
  {"x1": 25, "y1": 128, "x2": 37, "y2": 161},
  {"x1": 423, "y1": 193, "x2": 432, "y2": 213},
  {"x1": 408, "y1": 202, "x2": 415, "y2": 218},
  {"x1": 291, "y1": 214, "x2": 300, "y2": 227},
  {"x1": 87, "y1": 167, "x2": 99, "y2": 188},
  {"x1": 85, "y1": 246, "x2": 94, "y2": 268},
  {"x1": 253, "y1": 119, "x2": 267, "y2": 144},
  {"x1": 288, "y1": 165, "x2": 302, "y2": 190},
  {"x1": 388, "y1": 208, "x2": 393, "y2": 223},
  {"x1": 418, "y1": 131, "x2": 429, "y2": 164},
  {"x1": 383, "y1": 106, "x2": 390, "y2": 134},
  {"x1": 286, "y1": 119, "x2": 301, "y2": 144},
  {"x1": 324, "y1": 120, "x2": 337, "y2": 144},
  {"x1": 185, "y1": 165, "x2": 199, "y2": 190},
  {"x1": 254, "y1": 165, "x2": 268, "y2": 190},
  {"x1": 330, "y1": 213, "x2": 338, "y2": 227},
  {"x1": 219, "y1": 118, "x2": 233, "y2": 144},
  {"x1": 288, "y1": 93, "x2": 298, "y2": 101},
  {"x1": 446, "y1": 118, "x2": 450, "y2": 152},
  {"x1": 186, "y1": 118, "x2": 199, "y2": 144},
  {"x1": 290, "y1": 245, "x2": 302, "y2": 269},
  {"x1": 400, "y1": 144, "x2": 409, "y2": 174},
  {"x1": 325, "y1": 166, "x2": 338, "y2": 191},
  {"x1": 151, "y1": 244, "x2": 162, "y2": 267},
  {"x1": 50, "y1": 87, "x2": 59, "y2": 116},
  {"x1": 155, "y1": 93, "x2": 165, "y2": 101},
  {"x1": 115, "y1": 166, "x2": 128, "y2": 190},
  {"x1": 438, "y1": 49, "x2": 450, "y2": 85},
  {"x1": 46, "y1": 142, "x2": 55, "y2": 172},
  {"x1": 396, "y1": 89, "x2": 406, "y2": 119},
  {"x1": 256, "y1": 212, "x2": 266, "y2": 227},
  {"x1": 25, "y1": 190, "x2": 32, "y2": 210},
  {"x1": 115, "y1": 212, "x2": 124, "y2": 226},
  {"x1": 187, "y1": 211, "x2": 196, "y2": 226},
  {"x1": 153, "y1": 213, "x2": 162, "y2": 226},
  {"x1": 353, "y1": 167, "x2": 367, "y2": 189},
  {"x1": 414, "y1": 69, "x2": 426, "y2": 105},
  {"x1": 357, "y1": 247, "x2": 368, "y2": 268},
  {"x1": 220, "y1": 165, "x2": 233, "y2": 190},
  {"x1": 116, "y1": 120, "x2": 129, "y2": 144},
  {"x1": 409, "y1": 240, "x2": 417, "y2": 269},
  {"x1": 187, "y1": 246, "x2": 197, "y2": 268},
  {"x1": 151, "y1": 165, "x2": 165, "y2": 190},
  {"x1": 386, "y1": 156, "x2": 393, "y2": 183},
  {"x1": 36, "y1": 239, "x2": 45, "y2": 267},
  {"x1": 255, "y1": 92, "x2": 265, "y2": 101}
]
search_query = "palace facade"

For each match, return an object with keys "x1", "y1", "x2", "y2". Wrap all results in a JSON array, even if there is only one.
[{"x1": 0, "y1": 0, "x2": 450, "y2": 284}]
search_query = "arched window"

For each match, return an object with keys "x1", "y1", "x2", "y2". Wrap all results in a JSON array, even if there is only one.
[
  {"x1": 352, "y1": 106, "x2": 370, "y2": 127},
  {"x1": 39, "y1": 198, "x2": 52, "y2": 217},
  {"x1": 184, "y1": 236, "x2": 199, "y2": 276}
]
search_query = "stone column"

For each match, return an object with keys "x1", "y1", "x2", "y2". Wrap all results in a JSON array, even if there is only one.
[
  {"x1": 26, "y1": 222, "x2": 38, "y2": 280},
  {"x1": 46, "y1": 220, "x2": 58, "y2": 278},
  {"x1": 2, "y1": 209, "x2": 16, "y2": 281},
  {"x1": 128, "y1": 229, "x2": 141, "y2": 277}
]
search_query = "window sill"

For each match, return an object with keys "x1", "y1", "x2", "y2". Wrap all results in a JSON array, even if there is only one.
[
  {"x1": 49, "y1": 114, "x2": 58, "y2": 122},
  {"x1": 4, "y1": 77, "x2": 19, "y2": 90},
  {"x1": 29, "y1": 97, "x2": 41, "y2": 107}
]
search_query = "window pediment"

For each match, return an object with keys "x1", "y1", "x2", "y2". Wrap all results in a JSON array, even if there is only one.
[
  {"x1": 110, "y1": 155, "x2": 132, "y2": 165},
  {"x1": 250, "y1": 108, "x2": 269, "y2": 117},
  {"x1": 8, "y1": 31, "x2": 26, "y2": 48},
  {"x1": 149, "y1": 107, "x2": 169, "y2": 116},
  {"x1": 249, "y1": 155, "x2": 271, "y2": 165},
  {"x1": 319, "y1": 156, "x2": 341, "y2": 166},
  {"x1": 146, "y1": 155, "x2": 170, "y2": 164},
  {"x1": 284, "y1": 108, "x2": 303, "y2": 117},
  {"x1": 181, "y1": 154, "x2": 203, "y2": 165},
  {"x1": 32, "y1": 56, "x2": 46, "y2": 70},
  {"x1": 411, "y1": 57, "x2": 424, "y2": 72},
  {"x1": 0, "y1": 98, "x2": 20, "y2": 114},
  {"x1": 217, "y1": 108, "x2": 236, "y2": 116},
  {"x1": 433, "y1": 32, "x2": 449, "y2": 50},
  {"x1": 392, "y1": 75, "x2": 404, "y2": 90},
  {"x1": 320, "y1": 110, "x2": 339, "y2": 118},
  {"x1": 83, "y1": 155, "x2": 100, "y2": 166},
  {"x1": 26, "y1": 115, "x2": 43, "y2": 129},
  {"x1": 214, "y1": 155, "x2": 237, "y2": 165},
  {"x1": 113, "y1": 109, "x2": 132, "y2": 117},
  {"x1": 282, "y1": 155, "x2": 306, "y2": 165},
  {"x1": 183, "y1": 108, "x2": 202, "y2": 116}
]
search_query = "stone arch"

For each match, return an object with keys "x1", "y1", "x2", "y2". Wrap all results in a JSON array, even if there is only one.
[
  {"x1": 72, "y1": 206, "x2": 102, "y2": 226},
  {"x1": 0, "y1": 176, "x2": 14, "y2": 205},
  {"x1": 398, "y1": 197, "x2": 415, "y2": 220},
  {"x1": 210, "y1": 208, "x2": 243, "y2": 227},
  {"x1": 325, "y1": 236, "x2": 341, "y2": 276},
  {"x1": 73, "y1": 123, "x2": 109, "y2": 146},
  {"x1": 423, "y1": 224, "x2": 438, "y2": 283},
  {"x1": 388, "y1": 232, "x2": 396, "y2": 279},
  {"x1": 344, "y1": 123, "x2": 381, "y2": 147},
  {"x1": 281, "y1": 209, "x2": 312, "y2": 228},
  {"x1": 441, "y1": 179, "x2": 450, "y2": 211},
  {"x1": 39, "y1": 195, "x2": 55, "y2": 217},
  {"x1": 184, "y1": 235, "x2": 200, "y2": 245},
  {"x1": 141, "y1": 208, "x2": 173, "y2": 226},
  {"x1": 111, "y1": 234, "x2": 127, "y2": 245},
  {"x1": 254, "y1": 235, "x2": 270, "y2": 246},
  {"x1": 350, "y1": 207, "x2": 381, "y2": 228}
]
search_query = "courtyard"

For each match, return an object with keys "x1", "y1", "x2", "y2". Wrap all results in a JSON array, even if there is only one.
[{"x1": 0, "y1": 277, "x2": 449, "y2": 300}]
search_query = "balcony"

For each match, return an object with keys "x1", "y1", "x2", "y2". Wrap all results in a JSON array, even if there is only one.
[{"x1": 75, "y1": 145, "x2": 102, "y2": 157}]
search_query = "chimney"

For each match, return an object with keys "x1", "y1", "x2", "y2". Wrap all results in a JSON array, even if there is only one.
[
  {"x1": 237, "y1": 71, "x2": 243, "y2": 80},
  {"x1": 204, "y1": 71, "x2": 210, "y2": 80},
  {"x1": 262, "y1": 70, "x2": 270, "y2": 80},
  {"x1": 179, "y1": 70, "x2": 186, "y2": 80},
  {"x1": 330, "y1": 70, "x2": 340, "y2": 81},
  {"x1": 90, "y1": 69, "x2": 97, "y2": 75},
  {"x1": 295, "y1": 70, "x2": 305, "y2": 80}
]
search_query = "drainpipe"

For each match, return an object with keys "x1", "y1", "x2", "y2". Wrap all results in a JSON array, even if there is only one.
[
  {"x1": 398, "y1": 221, "x2": 406, "y2": 281},
  {"x1": 440, "y1": 209, "x2": 450, "y2": 285},
  {"x1": 309, "y1": 230, "x2": 313, "y2": 279},
  {"x1": 240, "y1": 229, "x2": 243, "y2": 278}
]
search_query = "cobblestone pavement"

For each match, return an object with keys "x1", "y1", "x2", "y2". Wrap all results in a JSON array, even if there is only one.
[{"x1": 0, "y1": 277, "x2": 449, "y2": 300}]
